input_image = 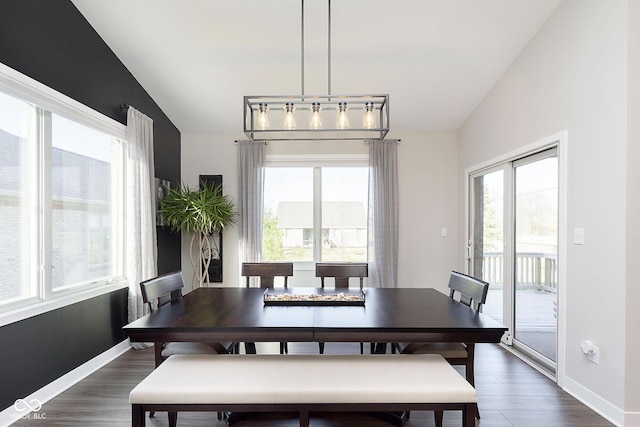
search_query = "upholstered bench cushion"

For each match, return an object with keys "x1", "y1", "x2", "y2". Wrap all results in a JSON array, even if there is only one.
[{"x1": 129, "y1": 354, "x2": 477, "y2": 405}]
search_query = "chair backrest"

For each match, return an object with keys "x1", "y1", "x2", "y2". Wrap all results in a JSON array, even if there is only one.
[
  {"x1": 242, "y1": 262, "x2": 294, "y2": 288},
  {"x1": 315, "y1": 262, "x2": 368, "y2": 289},
  {"x1": 140, "y1": 271, "x2": 184, "y2": 312},
  {"x1": 448, "y1": 271, "x2": 489, "y2": 312}
]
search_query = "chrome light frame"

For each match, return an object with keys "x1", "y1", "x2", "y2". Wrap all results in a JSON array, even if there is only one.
[{"x1": 244, "y1": 94, "x2": 389, "y2": 141}]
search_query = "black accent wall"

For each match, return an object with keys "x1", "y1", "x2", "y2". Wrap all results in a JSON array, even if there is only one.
[{"x1": 0, "y1": 0, "x2": 181, "y2": 410}]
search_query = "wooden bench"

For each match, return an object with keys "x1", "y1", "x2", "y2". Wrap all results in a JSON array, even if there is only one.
[{"x1": 130, "y1": 354, "x2": 477, "y2": 427}]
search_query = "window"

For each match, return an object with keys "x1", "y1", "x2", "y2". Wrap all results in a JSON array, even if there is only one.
[
  {"x1": 0, "y1": 91, "x2": 30, "y2": 303},
  {"x1": 0, "y1": 66, "x2": 126, "y2": 316},
  {"x1": 263, "y1": 161, "x2": 368, "y2": 264},
  {"x1": 51, "y1": 114, "x2": 123, "y2": 290},
  {"x1": 321, "y1": 167, "x2": 369, "y2": 261}
]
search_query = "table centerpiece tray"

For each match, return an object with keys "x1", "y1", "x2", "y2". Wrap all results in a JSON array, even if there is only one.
[{"x1": 263, "y1": 288, "x2": 366, "y2": 306}]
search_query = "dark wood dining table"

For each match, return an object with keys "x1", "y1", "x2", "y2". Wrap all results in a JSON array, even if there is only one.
[
  {"x1": 124, "y1": 287, "x2": 506, "y2": 426},
  {"x1": 124, "y1": 286, "x2": 506, "y2": 349}
]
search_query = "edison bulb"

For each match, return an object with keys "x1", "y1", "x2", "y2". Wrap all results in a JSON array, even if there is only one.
[
  {"x1": 363, "y1": 102, "x2": 375, "y2": 129},
  {"x1": 257, "y1": 103, "x2": 269, "y2": 130},
  {"x1": 283, "y1": 103, "x2": 296, "y2": 130},
  {"x1": 309, "y1": 102, "x2": 323, "y2": 129},
  {"x1": 336, "y1": 102, "x2": 349, "y2": 129}
]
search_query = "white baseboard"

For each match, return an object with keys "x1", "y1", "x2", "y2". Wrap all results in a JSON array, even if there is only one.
[
  {"x1": 0, "y1": 339, "x2": 131, "y2": 427},
  {"x1": 562, "y1": 376, "x2": 624, "y2": 426}
]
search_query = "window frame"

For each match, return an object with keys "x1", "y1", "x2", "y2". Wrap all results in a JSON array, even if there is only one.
[
  {"x1": 264, "y1": 154, "x2": 369, "y2": 270},
  {"x1": 0, "y1": 62, "x2": 128, "y2": 327}
]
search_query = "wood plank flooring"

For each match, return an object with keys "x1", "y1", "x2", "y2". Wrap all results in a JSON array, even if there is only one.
[{"x1": 11, "y1": 343, "x2": 613, "y2": 427}]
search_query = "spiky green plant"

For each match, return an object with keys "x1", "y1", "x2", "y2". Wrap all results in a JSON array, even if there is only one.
[
  {"x1": 160, "y1": 182, "x2": 236, "y2": 235},
  {"x1": 159, "y1": 182, "x2": 236, "y2": 287}
]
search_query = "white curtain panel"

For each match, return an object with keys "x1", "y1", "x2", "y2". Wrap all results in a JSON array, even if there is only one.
[
  {"x1": 126, "y1": 106, "x2": 158, "y2": 326},
  {"x1": 367, "y1": 140, "x2": 399, "y2": 288},
  {"x1": 238, "y1": 140, "x2": 266, "y2": 263}
]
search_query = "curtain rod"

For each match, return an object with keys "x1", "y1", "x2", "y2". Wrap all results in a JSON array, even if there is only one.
[
  {"x1": 234, "y1": 140, "x2": 268, "y2": 144},
  {"x1": 364, "y1": 139, "x2": 401, "y2": 144},
  {"x1": 234, "y1": 139, "x2": 400, "y2": 144}
]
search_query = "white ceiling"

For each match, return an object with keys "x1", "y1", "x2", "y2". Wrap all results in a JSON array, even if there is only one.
[{"x1": 71, "y1": 0, "x2": 561, "y2": 134}]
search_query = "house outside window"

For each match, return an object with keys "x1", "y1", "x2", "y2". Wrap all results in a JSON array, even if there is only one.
[{"x1": 262, "y1": 157, "x2": 368, "y2": 265}]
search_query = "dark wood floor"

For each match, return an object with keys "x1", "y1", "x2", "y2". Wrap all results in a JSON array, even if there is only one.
[{"x1": 12, "y1": 342, "x2": 613, "y2": 427}]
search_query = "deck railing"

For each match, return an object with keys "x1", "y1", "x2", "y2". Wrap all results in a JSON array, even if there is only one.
[{"x1": 483, "y1": 252, "x2": 557, "y2": 291}]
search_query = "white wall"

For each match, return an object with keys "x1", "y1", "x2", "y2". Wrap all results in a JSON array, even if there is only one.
[
  {"x1": 396, "y1": 131, "x2": 460, "y2": 292},
  {"x1": 180, "y1": 131, "x2": 459, "y2": 295},
  {"x1": 458, "y1": 0, "x2": 631, "y2": 424},
  {"x1": 625, "y1": 1, "x2": 640, "y2": 422}
]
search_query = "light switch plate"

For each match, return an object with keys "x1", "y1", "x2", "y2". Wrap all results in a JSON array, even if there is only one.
[{"x1": 574, "y1": 228, "x2": 585, "y2": 245}]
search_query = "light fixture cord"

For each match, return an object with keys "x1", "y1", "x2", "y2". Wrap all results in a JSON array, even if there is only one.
[
  {"x1": 328, "y1": 0, "x2": 331, "y2": 97},
  {"x1": 301, "y1": 0, "x2": 305, "y2": 99},
  {"x1": 301, "y1": 0, "x2": 332, "y2": 98}
]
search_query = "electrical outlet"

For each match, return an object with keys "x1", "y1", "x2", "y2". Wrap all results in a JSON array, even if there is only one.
[
  {"x1": 581, "y1": 340, "x2": 600, "y2": 364},
  {"x1": 587, "y1": 345, "x2": 600, "y2": 364}
]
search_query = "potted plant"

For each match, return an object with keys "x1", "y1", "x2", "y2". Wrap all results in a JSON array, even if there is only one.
[{"x1": 159, "y1": 181, "x2": 237, "y2": 287}]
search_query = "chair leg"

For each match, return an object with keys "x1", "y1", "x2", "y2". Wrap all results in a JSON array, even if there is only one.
[
  {"x1": 318, "y1": 342, "x2": 325, "y2": 354},
  {"x1": 280, "y1": 342, "x2": 289, "y2": 354},
  {"x1": 434, "y1": 410, "x2": 443, "y2": 427},
  {"x1": 245, "y1": 342, "x2": 257, "y2": 354},
  {"x1": 372, "y1": 343, "x2": 387, "y2": 354},
  {"x1": 360, "y1": 342, "x2": 364, "y2": 354}
]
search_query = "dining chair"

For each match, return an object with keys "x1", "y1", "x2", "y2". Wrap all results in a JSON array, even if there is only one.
[
  {"x1": 140, "y1": 271, "x2": 230, "y2": 423},
  {"x1": 242, "y1": 262, "x2": 293, "y2": 289},
  {"x1": 316, "y1": 262, "x2": 368, "y2": 289},
  {"x1": 315, "y1": 262, "x2": 368, "y2": 354},
  {"x1": 393, "y1": 271, "x2": 489, "y2": 426},
  {"x1": 241, "y1": 262, "x2": 294, "y2": 354}
]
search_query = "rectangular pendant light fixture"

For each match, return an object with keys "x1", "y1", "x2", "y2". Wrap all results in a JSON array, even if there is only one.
[
  {"x1": 244, "y1": 94, "x2": 389, "y2": 141},
  {"x1": 243, "y1": 0, "x2": 390, "y2": 142}
]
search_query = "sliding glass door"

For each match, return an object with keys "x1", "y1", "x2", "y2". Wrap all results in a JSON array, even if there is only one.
[
  {"x1": 470, "y1": 168, "x2": 506, "y2": 326},
  {"x1": 469, "y1": 147, "x2": 558, "y2": 375},
  {"x1": 513, "y1": 152, "x2": 558, "y2": 364}
]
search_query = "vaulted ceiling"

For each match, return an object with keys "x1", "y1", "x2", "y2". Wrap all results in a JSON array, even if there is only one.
[{"x1": 71, "y1": 0, "x2": 561, "y2": 134}]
